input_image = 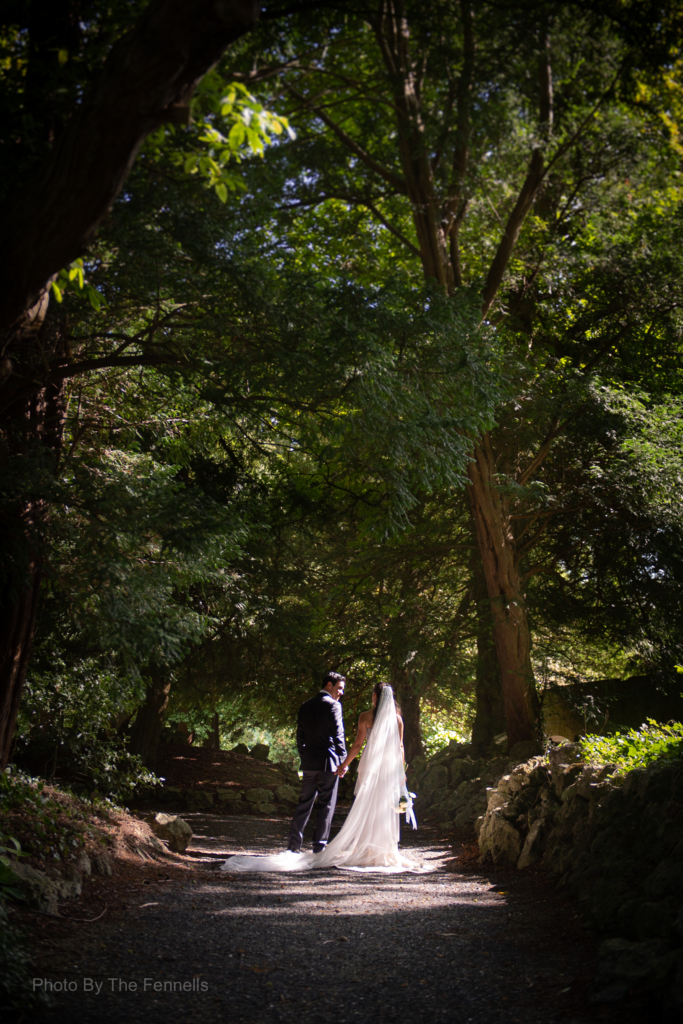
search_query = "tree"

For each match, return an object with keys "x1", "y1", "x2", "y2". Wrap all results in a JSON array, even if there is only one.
[
  {"x1": 0, "y1": 0, "x2": 263, "y2": 767},
  {"x1": 231, "y1": 0, "x2": 683, "y2": 745}
]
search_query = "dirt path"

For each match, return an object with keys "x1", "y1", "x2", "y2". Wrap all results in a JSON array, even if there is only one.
[{"x1": 27, "y1": 812, "x2": 647, "y2": 1024}]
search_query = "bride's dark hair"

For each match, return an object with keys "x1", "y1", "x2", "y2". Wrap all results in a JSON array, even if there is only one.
[{"x1": 371, "y1": 682, "x2": 400, "y2": 722}]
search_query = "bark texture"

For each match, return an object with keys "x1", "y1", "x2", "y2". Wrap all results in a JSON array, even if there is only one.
[
  {"x1": 466, "y1": 439, "x2": 539, "y2": 746},
  {"x1": 0, "y1": 0, "x2": 260, "y2": 769},
  {"x1": 391, "y1": 664, "x2": 424, "y2": 765},
  {"x1": 470, "y1": 574, "x2": 506, "y2": 755},
  {"x1": 0, "y1": 0, "x2": 260, "y2": 334},
  {"x1": 128, "y1": 673, "x2": 172, "y2": 766}
]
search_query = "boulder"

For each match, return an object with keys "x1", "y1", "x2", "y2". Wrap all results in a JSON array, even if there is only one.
[
  {"x1": 158, "y1": 784, "x2": 183, "y2": 803},
  {"x1": 245, "y1": 788, "x2": 274, "y2": 805},
  {"x1": 92, "y1": 852, "x2": 115, "y2": 876},
  {"x1": 76, "y1": 851, "x2": 92, "y2": 876},
  {"x1": 478, "y1": 809, "x2": 523, "y2": 866},
  {"x1": 54, "y1": 863, "x2": 82, "y2": 899},
  {"x1": 230, "y1": 743, "x2": 250, "y2": 755},
  {"x1": 10, "y1": 862, "x2": 59, "y2": 915},
  {"x1": 517, "y1": 817, "x2": 546, "y2": 870},
  {"x1": 217, "y1": 788, "x2": 244, "y2": 806},
  {"x1": 592, "y1": 937, "x2": 668, "y2": 1003},
  {"x1": 250, "y1": 743, "x2": 270, "y2": 762},
  {"x1": 486, "y1": 787, "x2": 506, "y2": 812},
  {"x1": 145, "y1": 812, "x2": 193, "y2": 853},
  {"x1": 422, "y1": 764, "x2": 449, "y2": 798},
  {"x1": 185, "y1": 790, "x2": 214, "y2": 812},
  {"x1": 275, "y1": 784, "x2": 300, "y2": 804}
]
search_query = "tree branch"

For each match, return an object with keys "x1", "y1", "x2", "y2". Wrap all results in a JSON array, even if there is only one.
[
  {"x1": 285, "y1": 84, "x2": 408, "y2": 194},
  {"x1": 0, "y1": 0, "x2": 260, "y2": 335}
]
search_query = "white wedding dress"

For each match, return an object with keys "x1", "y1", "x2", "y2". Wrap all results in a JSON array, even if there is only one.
[{"x1": 221, "y1": 686, "x2": 431, "y2": 874}]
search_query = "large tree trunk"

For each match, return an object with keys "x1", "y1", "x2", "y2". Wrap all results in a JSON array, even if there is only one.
[
  {"x1": 0, "y1": 320, "x2": 67, "y2": 768},
  {"x1": 0, "y1": 574, "x2": 41, "y2": 768},
  {"x1": 0, "y1": 0, "x2": 260, "y2": 769},
  {"x1": 0, "y1": 0, "x2": 260, "y2": 335},
  {"x1": 467, "y1": 437, "x2": 539, "y2": 748},
  {"x1": 128, "y1": 672, "x2": 172, "y2": 766},
  {"x1": 391, "y1": 663, "x2": 423, "y2": 765},
  {"x1": 470, "y1": 584, "x2": 506, "y2": 755},
  {"x1": 201, "y1": 711, "x2": 221, "y2": 749}
]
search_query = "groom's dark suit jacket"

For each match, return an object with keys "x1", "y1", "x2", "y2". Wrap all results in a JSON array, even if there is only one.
[{"x1": 296, "y1": 690, "x2": 347, "y2": 771}]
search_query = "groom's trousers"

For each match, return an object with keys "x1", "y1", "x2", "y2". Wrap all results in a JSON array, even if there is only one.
[{"x1": 288, "y1": 770, "x2": 339, "y2": 852}]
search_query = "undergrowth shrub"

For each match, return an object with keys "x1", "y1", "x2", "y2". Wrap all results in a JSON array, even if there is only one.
[{"x1": 580, "y1": 719, "x2": 683, "y2": 773}]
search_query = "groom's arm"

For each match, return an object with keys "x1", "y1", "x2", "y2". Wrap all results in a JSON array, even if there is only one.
[
  {"x1": 296, "y1": 706, "x2": 306, "y2": 760},
  {"x1": 331, "y1": 701, "x2": 347, "y2": 762}
]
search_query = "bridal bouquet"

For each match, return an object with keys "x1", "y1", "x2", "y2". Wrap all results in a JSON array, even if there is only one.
[{"x1": 395, "y1": 790, "x2": 417, "y2": 829}]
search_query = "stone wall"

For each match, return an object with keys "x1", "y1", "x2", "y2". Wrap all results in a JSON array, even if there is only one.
[
  {"x1": 136, "y1": 781, "x2": 301, "y2": 815},
  {"x1": 477, "y1": 744, "x2": 683, "y2": 1019},
  {"x1": 407, "y1": 741, "x2": 539, "y2": 829}
]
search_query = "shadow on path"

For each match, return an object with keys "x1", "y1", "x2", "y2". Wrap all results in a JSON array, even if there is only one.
[{"x1": 28, "y1": 812, "x2": 647, "y2": 1024}]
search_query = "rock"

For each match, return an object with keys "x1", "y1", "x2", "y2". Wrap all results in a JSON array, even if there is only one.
[
  {"x1": 274, "y1": 784, "x2": 299, "y2": 804},
  {"x1": 158, "y1": 785, "x2": 183, "y2": 804},
  {"x1": 54, "y1": 863, "x2": 82, "y2": 899},
  {"x1": 508, "y1": 740, "x2": 542, "y2": 762},
  {"x1": 674, "y1": 907, "x2": 683, "y2": 940},
  {"x1": 548, "y1": 742, "x2": 582, "y2": 769},
  {"x1": 230, "y1": 743, "x2": 250, "y2": 755},
  {"x1": 478, "y1": 809, "x2": 523, "y2": 866},
  {"x1": 250, "y1": 743, "x2": 270, "y2": 762},
  {"x1": 634, "y1": 899, "x2": 680, "y2": 940},
  {"x1": 185, "y1": 790, "x2": 214, "y2": 812},
  {"x1": 644, "y1": 859, "x2": 683, "y2": 900},
  {"x1": 251, "y1": 802, "x2": 276, "y2": 815},
  {"x1": 145, "y1": 813, "x2": 193, "y2": 853},
  {"x1": 592, "y1": 937, "x2": 668, "y2": 1003},
  {"x1": 217, "y1": 788, "x2": 243, "y2": 805},
  {"x1": 421, "y1": 764, "x2": 449, "y2": 798},
  {"x1": 517, "y1": 817, "x2": 546, "y2": 870},
  {"x1": 10, "y1": 862, "x2": 59, "y2": 915},
  {"x1": 76, "y1": 851, "x2": 91, "y2": 876},
  {"x1": 474, "y1": 815, "x2": 485, "y2": 838},
  {"x1": 92, "y1": 852, "x2": 115, "y2": 876},
  {"x1": 245, "y1": 788, "x2": 274, "y2": 804}
]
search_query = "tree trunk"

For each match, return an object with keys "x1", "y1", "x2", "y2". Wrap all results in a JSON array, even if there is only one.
[
  {"x1": 0, "y1": 319, "x2": 67, "y2": 769},
  {"x1": 128, "y1": 672, "x2": 172, "y2": 766},
  {"x1": 467, "y1": 436, "x2": 539, "y2": 748},
  {"x1": 470, "y1": 579, "x2": 506, "y2": 755},
  {"x1": 202, "y1": 711, "x2": 220, "y2": 748},
  {"x1": 0, "y1": 0, "x2": 260, "y2": 335},
  {"x1": 391, "y1": 663, "x2": 423, "y2": 765},
  {"x1": 0, "y1": 573, "x2": 41, "y2": 768}
]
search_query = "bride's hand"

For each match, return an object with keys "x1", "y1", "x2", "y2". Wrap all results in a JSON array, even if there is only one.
[{"x1": 336, "y1": 764, "x2": 348, "y2": 777}]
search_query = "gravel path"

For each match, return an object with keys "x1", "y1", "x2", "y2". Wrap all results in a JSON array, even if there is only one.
[{"x1": 28, "y1": 811, "x2": 647, "y2": 1024}]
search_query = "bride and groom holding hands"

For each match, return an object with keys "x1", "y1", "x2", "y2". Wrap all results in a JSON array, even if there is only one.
[{"x1": 222, "y1": 671, "x2": 424, "y2": 874}]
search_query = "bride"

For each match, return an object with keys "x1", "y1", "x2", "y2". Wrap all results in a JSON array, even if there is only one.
[{"x1": 221, "y1": 682, "x2": 427, "y2": 873}]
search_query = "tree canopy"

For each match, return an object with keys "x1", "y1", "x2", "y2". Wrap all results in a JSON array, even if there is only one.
[{"x1": 2, "y1": 0, "x2": 683, "y2": 781}]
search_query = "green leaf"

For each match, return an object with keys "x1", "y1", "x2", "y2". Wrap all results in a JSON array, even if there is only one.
[
  {"x1": 51, "y1": 281, "x2": 63, "y2": 302},
  {"x1": 215, "y1": 182, "x2": 228, "y2": 204}
]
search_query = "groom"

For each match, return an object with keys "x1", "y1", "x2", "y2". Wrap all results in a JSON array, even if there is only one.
[{"x1": 287, "y1": 671, "x2": 347, "y2": 853}]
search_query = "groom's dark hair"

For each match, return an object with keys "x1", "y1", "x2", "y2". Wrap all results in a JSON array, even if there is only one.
[{"x1": 322, "y1": 670, "x2": 345, "y2": 688}]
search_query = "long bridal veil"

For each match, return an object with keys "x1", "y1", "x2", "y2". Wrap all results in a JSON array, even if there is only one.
[{"x1": 221, "y1": 685, "x2": 431, "y2": 874}]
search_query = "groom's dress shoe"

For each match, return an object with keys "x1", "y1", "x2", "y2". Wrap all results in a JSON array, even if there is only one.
[
  {"x1": 312, "y1": 843, "x2": 326, "y2": 853},
  {"x1": 286, "y1": 843, "x2": 301, "y2": 853}
]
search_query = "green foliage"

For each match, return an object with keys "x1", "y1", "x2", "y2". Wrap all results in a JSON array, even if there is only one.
[
  {"x1": 580, "y1": 719, "x2": 683, "y2": 774},
  {"x1": 143, "y1": 76, "x2": 294, "y2": 204},
  {"x1": 15, "y1": 662, "x2": 161, "y2": 800},
  {"x1": 0, "y1": 833, "x2": 27, "y2": 902},
  {"x1": 0, "y1": 768, "x2": 86, "y2": 861}
]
